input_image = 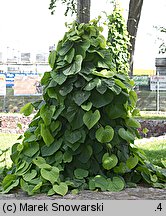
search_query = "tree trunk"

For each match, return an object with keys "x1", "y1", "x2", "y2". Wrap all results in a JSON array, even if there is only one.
[
  {"x1": 127, "y1": 0, "x2": 144, "y2": 77},
  {"x1": 77, "y1": 0, "x2": 91, "y2": 23}
]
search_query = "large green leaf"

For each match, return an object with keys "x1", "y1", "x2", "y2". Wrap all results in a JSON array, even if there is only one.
[
  {"x1": 23, "y1": 170, "x2": 37, "y2": 182},
  {"x1": 129, "y1": 90, "x2": 137, "y2": 108},
  {"x1": 63, "y1": 150, "x2": 73, "y2": 163},
  {"x1": 32, "y1": 182, "x2": 43, "y2": 193},
  {"x1": 59, "y1": 83, "x2": 73, "y2": 96},
  {"x1": 125, "y1": 118, "x2": 141, "y2": 128},
  {"x1": 2, "y1": 179, "x2": 19, "y2": 194},
  {"x1": 91, "y1": 90, "x2": 114, "y2": 108},
  {"x1": 92, "y1": 69, "x2": 114, "y2": 78},
  {"x1": 102, "y1": 153, "x2": 118, "y2": 170},
  {"x1": 83, "y1": 110, "x2": 100, "y2": 129},
  {"x1": 58, "y1": 41, "x2": 73, "y2": 56},
  {"x1": 84, "y1": 78, "x2": 100, "y2": 91},
  {"x1": 48, "y1": 50, "x2": 57, "y2": 68},
  {"x1": 70, "y1": 108, "x2": 84, "y2": 130},
  {"x1": 114, "y1": 162, "x2": 128, "y2": 174},
  {"x1": 79, "y1": 145, "x2": 93, "y2": 163},
  {"x1": 95, "y1": 126, "x2": 114, "y2": 143},
  {"x1": 81, "y1": 102, "x2": 92, "y2": 111},
  {"x1": 65, "y1": 130, "x2": 82, "y2": 144},
  {"x1": 2, "y1": 174, "x2": 18, "y2": 191},
  {"x1": 20, "y1": 102, "x2": 34, "y2": 116},
  {"x1": 106, "y1": 103, "x2": 126, "y2": 119},
  {"x1": 63, "y1": 55, "x2": 83, "y2": 75},
  {"x1": 15, "y1": 161, "x2": 31, "y2": 176},
  {"x1": 20, "y1": 179, "x2": 35, "y2": 195},
  {"x1": 74, "y1": 168, "x2": 89, "y2": 179},
  {"x1": 53, "y1": 182, "x2": 68, "y2": 196},
  {"x1": 73, "y1": 90, "x2": 90, "y2": 106},
  {"x1": 96, "y1": 80, "x2": 107, "y2": 94},
  {"x1": 41, "y1": 124, "x2": 54, "y2": 146},
  {"x1": 53, "y1": 105, "x2": 65, "y2": 121},
  {"x1": 64, "y1": 48, "x2": 75, "y2": 63},
  {"x1": 51, "y1": 71, "x2": 67, "y2": 85},
  {"x1": 33, "y1": 157, "x2": 51, "y2": 169},
  {"x1": 107, "y1": 177, "x2": 125, "y2": 192},
  {"x1": 41, "y1": 138, "x2": 63, "y2": 157},
  {"x1": 41, "y1": 166, "x2": 59, "y2": 184},
  {"x1": 50, "y1": 120, "x2": 61, "y2": 133},
  {"x1": 115, "y1": 79, "x2": 127, "y2": 89},
  {"x1": 118, "y1": 128, "x2": 135, "y2": 143},
  {"x1": 126, "y1": 155, "x2": 139, "y2": 169},
  {"x1": 47, "y1": 88, "x2": 58, "y2": 99},
  {"x1": 23, "y1": 142, "x2": 39, "y2": 158},
  {"x1": 94, "y1": 175, "x2": 108, "y2": 191},
  {"x1": 40, "y1": 105, "x2": 55, "y2": 126},
  {"x1": 75, "y1": 40, "x2": 90, "y2": 58}
]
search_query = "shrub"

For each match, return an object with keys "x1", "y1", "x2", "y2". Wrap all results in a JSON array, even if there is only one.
[{"x1": 1, "y1": 9, "x2": 165, "y2": 195}]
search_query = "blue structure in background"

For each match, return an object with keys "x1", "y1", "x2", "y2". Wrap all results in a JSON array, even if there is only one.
[{"x1": 0, "y1": 72, "x2": 39, "y2": 87}]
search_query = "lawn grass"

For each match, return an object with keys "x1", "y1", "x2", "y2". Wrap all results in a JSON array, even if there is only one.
[
  {"x1": 0, "y1": 133, "x2": 20, "y2": 167},
  {"x1": 135, "y1": 137, "x2": 166, "y2": 167},
  {"x1": 136, "y1": 111, "x2": 166, "y2": 120}
]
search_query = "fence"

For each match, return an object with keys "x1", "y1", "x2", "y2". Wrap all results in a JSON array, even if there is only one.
[
  {"x1": 133, "y1": 75, "x2": 166, "y2": 112},
  {"x1": 0, "y1": 73, "x2": 166, "y2": 113}
]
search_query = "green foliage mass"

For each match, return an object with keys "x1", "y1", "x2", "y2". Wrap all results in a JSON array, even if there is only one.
[
  {"x1": 107, "y1": 9, "x2": 130, "y2": 75},
  {"x1": 1, "y1": 10, "x2": 166, "y2": 196}
]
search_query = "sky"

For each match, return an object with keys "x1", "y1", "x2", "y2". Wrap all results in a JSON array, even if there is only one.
[{"x1": 0, "y1": 0, "x2": 166, "y2": 69}]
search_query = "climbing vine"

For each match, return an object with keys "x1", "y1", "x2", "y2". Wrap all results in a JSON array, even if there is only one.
[
  {"x1": 1, "y1": 10, "x2": 166, "y2": 196},
  {"x1": 107, "y1": 8, "x2": 130, "y2": 75}
]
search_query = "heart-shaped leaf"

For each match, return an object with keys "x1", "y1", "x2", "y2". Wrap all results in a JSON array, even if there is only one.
[
  {"x1": 41, "y1": 138, "x2": 63, "y2": 157},
  {"x1": 95, "y1": 125, "x2": 114, "y2": 143},
  {"x1": 81, "y1": 102, "x2": 92, "y2": 111},
  {"x1": 33, "y1": 157, "x2": 51, "y2": 169},
  {"x1": 41, "y1": 124, "x2": 54, "y2": 146},
  {"x1": 79, "y1": 145, "x2": 93, "y2": 163},
  {"x1": 51, "y1": 71, "x2": 67, "y2": 85},
  {"x1": 41, "y1": 166, "x2": 59, "y2": 184},
  {"x1": 83, "y1": 110, "x2": 100, "y2": 129},
  {"x1": 114, "y1": 162, "x2": 127, "y2": 174},
  {"x1": 23, "y1": 142, "x2": 39, "y2": 158},
  {"x1": 73, "y1": 90, "x2": 90, "y2": 106},
  {"x1": 91, "y1": 90, "x2": 114, "y2": 108},
  {"x1": 48, "y1": 50, "x2": 57, "y2": 68},
  {"x1": 125, "y1": 118, "x2": 141, "y2": 128},
  {"x1": 20, "y1": 102, "x2": 34, "y2": 116},
  {"x1": 126, "y1": 155, "x2": 139, "y2": 169},
  {"x1": 94, "y1": 175, "x2": 108, "y2": 191},
  {"x1": 107, "y1": 177, "x2": 125, "y2": 192},
  {"x1": 74, "y1": 168, "x2": 89, "y2": 179},
  {"x1": 118, "y1": 128, "x2": 135, "y2": 143},
  {"x1": 53, "y1": 182, "x2": 68, "y2": 196},
  {"x1": 102, "y1": 154, "x2": 118, "y2": 170},
  {"x1": 63, "y1": 151, "x2": 73, "y2": 163},
  {"x1": 23, "y1": 170, "x2": 37, "y2": 182}
]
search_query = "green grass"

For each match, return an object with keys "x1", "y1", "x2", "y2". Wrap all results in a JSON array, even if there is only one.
[
  {"x1": 0, "y1": 133, "x2": 20, "y2": 167},
  {"x1": 136, "y1": 111, "x2": 166, "y2": 120},
  {"x1": 135, "y1": 137, "x2": 166, "y2": 167}
]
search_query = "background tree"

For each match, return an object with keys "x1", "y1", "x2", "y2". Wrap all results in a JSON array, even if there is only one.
[
  {"x1": 127, "y1": 0, "x2": 144, "y2": 77},
  {"x1": 49, "y1": 0, "x2": 91, "y2": 23}
]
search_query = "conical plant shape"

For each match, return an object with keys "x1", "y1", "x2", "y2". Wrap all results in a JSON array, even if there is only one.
[{"x1": 1, "y1": 11, "x2": 166, "y2": 196}]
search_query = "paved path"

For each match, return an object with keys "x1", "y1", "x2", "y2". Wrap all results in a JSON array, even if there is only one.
[{"x1": 0, "y1": 187, "x2": 165, "y2": 200}]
